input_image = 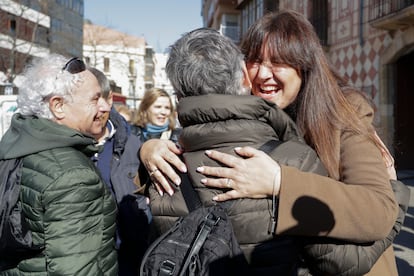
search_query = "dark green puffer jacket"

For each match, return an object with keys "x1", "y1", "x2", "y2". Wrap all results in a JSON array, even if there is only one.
[{"x1": 0, "y1": 114, "x2": 118, "y2": 276}]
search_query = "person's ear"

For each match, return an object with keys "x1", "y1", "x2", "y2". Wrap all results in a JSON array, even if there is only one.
[
  {"x1": 106, "y1": 91, "x2": 113, "y2": 106},
  {"x1": 241, "y1": 62, "x2": 252, "y2": 90},
  {"x1": 49, "y1": 96, "x2": 65, "y2": 119}
]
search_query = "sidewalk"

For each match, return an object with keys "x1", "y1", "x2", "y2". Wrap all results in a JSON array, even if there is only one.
[{"x1": 394, "y1": 170, "x2": 414, "y2": 275}]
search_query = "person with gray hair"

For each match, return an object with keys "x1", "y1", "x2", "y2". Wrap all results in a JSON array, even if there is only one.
[
  {"x1": 166, "y1": 27, "x2": 250, "y2": 97},
  {"x1": 0, "y1": 54, "x2": 118, "y2": 275},
  {"x1": 88, "y1": 67, "x2": 152, "y2": 275},
  {"x1": 146, "y1": 28, "x2": 326, "y2": 274}
]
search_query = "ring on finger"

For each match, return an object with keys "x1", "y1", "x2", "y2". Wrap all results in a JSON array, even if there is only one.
[
  {"x1": 226, "y1": 178, "x2": 232, "y2": 188},
  {"x1": 149, "y1": 168, "x2": 159, "y2": 177}
]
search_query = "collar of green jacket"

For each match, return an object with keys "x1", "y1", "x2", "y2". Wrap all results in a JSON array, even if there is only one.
[{"x1": 0, "y1": 113, "x2": 99, "y2": 159}]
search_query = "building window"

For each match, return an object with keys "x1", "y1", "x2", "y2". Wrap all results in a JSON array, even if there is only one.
[
  {"x1": 9, "y1": 19, "x2": 16, "y2": 36},
  {"x1": 104, "y1": 58, "x2": 110, "y2": 73},
  {"x1": 129, "y1": 80, "x2": 136, "y2": 97},
  {"x1": 145, "y1": 83, "x2": 153, "y2": 90},
  {"x1": 221, "y1": 14, "x2": 240, "y2": 43},
  {"x1": 129, "y1": 59, "x2": 135, "y2": 76},
  {"x1": 85, "y1": 57, "x2": 90, "y2": 66},
  {"x1": 35, "y1": 26, "x2": 50, "y2": 47},
  {"x1": 310, "y1": 0, "x2": 328, "y2": 46},
  {"x1": 264, "y1": 0, "x2": 278, "y2": 13},
  {"x1": 240, "y1": 0, "x2": 276, "y2": 39}
]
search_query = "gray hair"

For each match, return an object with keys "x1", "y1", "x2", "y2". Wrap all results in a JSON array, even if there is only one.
[
  {"x1": 166, "y1": 28, "x2": 247, "y2": 98},
  {"x1": 17, "y1": 54, "x2": 84, "y2": 119},
  {"x1": 88, "y1": 67, "x2": 111, "y2": 99}
]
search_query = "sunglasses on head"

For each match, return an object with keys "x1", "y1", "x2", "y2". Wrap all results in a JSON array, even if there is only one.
[{"x1": 62, "y1": 57, "x2": 86, "y2": 74}]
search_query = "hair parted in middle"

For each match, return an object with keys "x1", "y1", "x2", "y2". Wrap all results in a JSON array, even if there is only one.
[
  {"x1": 132, "y1": 88, "x2": 176, "y2": 130},
  {"x1": 240, "y1": 10, "x2": 380, "y2": 179}
]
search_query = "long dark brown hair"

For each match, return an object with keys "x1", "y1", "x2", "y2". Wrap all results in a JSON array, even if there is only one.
[{"x1": 241, "y1": 10, "x2": 382, "y2": 179}]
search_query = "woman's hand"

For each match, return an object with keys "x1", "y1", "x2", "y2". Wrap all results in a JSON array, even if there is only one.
[
  {"x1": 140, "y1": 139, "x2": 186, "y2": 196},
  {"x1": 197, "y1": 146, "x2": 281, "y2": 201},
  {"x1": 374, "y1": 131, "x2": 397, "y2": 180}
]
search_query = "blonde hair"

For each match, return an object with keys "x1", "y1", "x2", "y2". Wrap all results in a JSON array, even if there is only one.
[{"x1": 132, "y1": 88, "x2": 176, "y2": 130}]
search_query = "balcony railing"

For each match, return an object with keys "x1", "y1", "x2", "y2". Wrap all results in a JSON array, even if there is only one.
[{"x1": 369, "y1": 0, "x2": 414, "y2": 22}]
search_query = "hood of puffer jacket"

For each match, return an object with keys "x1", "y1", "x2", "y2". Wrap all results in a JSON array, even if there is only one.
[
  {"x1": 177, "y1": 94, "x2": 303, "y2": 152},
  {"x1": 0, "y1": 113, "x2": 98, "y2": 159}
]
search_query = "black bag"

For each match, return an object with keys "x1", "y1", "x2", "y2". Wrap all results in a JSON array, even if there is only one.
[
  {"x1": 140, "y1": 172, "x2": 249, "y2": 276},
  {"x1": 0, "y1": 158, "x2": 43, "y2": 271}
]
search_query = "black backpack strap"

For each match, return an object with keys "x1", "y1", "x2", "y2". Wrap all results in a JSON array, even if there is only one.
[
  {"x1": 178, "y1": 212, "x2": 221, "y2": 276},
  {"x1": 259, "y1": 140, "x2": 283, "y2": 153},
  {"x1": 179, "y1": 172, "x2": 203, "y2": 212},
  {"x1": 258, "y1": 140, "x2": 282, "y2": 234}
]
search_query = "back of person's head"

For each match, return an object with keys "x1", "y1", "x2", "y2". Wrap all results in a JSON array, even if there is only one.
[
  {"x1": 166, "y1": 28, "x2": 247, "y2": 98},
  {"x1": 88, "y1": 67, "x2": 111, "y2": 100},
  {"x1": 115, "y1": 104, "x2": 132, "y2": 123},
  {"x1": 17, "y1": 54, "x2": 86, "y2": 119},
  {"x1": 132, "y1": 88, "x2": 176, "y2": 130}
]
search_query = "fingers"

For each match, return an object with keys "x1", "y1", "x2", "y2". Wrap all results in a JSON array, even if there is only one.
[
  {"x1": 203, "y1": 149, "x2": 240, "y2": 168},
  {"x1": 200, "y1": 177, "x2": 241, "y2": 201},
  {"x1": 234, "y1": 146, "x2": 264, "y2": 158},
  {"x1": 153, "y1": 180, "x2": 166, "y2": 197},
  {"x1": 200, "y1": 176, "x2": 230, "y2": 189},
  {"x1": 198, "y1": 147, "x2": 262, "y2": 178},
  {"x1": 148, "y1": 160, "x2": 178, "y2": 196},
  {"x1": 204, "y1": 146, "x2": 262, "y2": 166},
  {"x1": 140, "y1": 139, "x2": 188, "y2": 196},
  {"x1": 163, "y1": 145, "x2": 187, "y2": 174},
  {"x1": 167, "y1": 140, "x2": 184, "y2": 155},
  {"x1": 212, "y1": 190, "x2": 240, "y2": 202},
  {"x1": 196, "y1": 165, "x2": 233, "y2": 180}
]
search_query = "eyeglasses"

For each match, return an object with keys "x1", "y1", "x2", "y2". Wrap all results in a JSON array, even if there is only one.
[
  {"x1": 247, "y1": 60, "x2": 278, "y2": 70},
  {"x1": 62, "y1": 57, "x2": 86, "y2": 74}
]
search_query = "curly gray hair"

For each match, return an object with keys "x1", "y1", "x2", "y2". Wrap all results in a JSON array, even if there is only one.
[{"x1": 17, "y1": 54, "x2": 84, "y2": 119}]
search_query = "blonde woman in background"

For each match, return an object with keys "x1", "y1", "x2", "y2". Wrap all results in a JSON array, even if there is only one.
[{"x1": 130, "y1": 88, "x2": 180, "y2": 142}]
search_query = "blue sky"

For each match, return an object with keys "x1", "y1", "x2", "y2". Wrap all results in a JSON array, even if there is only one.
[{"x1": 84, "y1": 0, "x2": 203, "y2": 53}]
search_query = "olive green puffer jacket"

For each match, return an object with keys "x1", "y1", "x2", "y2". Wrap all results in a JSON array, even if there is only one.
[{"x1": 0, "y1": 114, "x2": 118, "y2": 276}]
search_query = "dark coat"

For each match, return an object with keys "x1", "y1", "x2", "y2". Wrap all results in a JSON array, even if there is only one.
[
  {"x1": 148, "y1": 94, "x2": 326, "y2": 274},
  {"x1": 93, "y1": 108, "x2": 151, "y2": 275}
]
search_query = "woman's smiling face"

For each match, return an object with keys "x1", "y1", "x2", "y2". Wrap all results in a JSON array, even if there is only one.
[
  {"x1": 147, "y1": 96, "x2": 171, "y2": 126},
  {"x1": 246, "y1": 46, "x2": 302, "y2": 109}
]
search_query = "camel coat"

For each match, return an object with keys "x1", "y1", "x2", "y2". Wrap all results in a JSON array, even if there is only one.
[{"x1": 277, "y1": 92, "x2": 399, "y2": 275}]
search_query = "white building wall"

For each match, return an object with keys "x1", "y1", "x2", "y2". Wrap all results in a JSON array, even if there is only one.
[
  {"x1": 83, "y1": 44, "x2": 146, "y2": 109},
  {"x1": 153, "y1": 53, "x2": 173, "y2": 95}
]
